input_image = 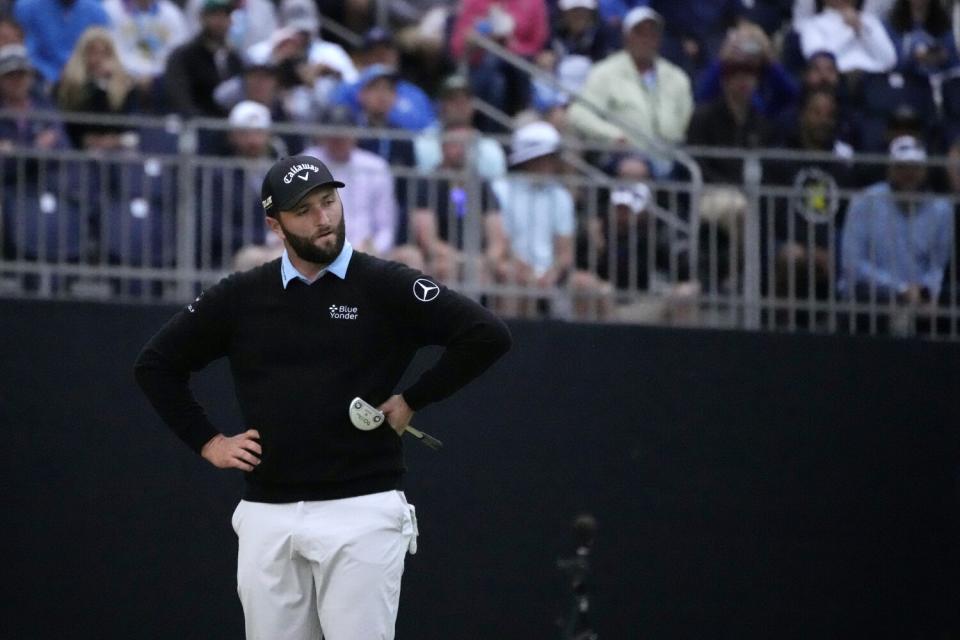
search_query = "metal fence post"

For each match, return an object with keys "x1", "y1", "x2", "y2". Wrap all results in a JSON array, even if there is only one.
[
  {"x1": 175, "y1": 117, "x2": 197, "y2": 301},
  {"x1": 742, "y1": 154, "x2": 762, "y2": 329}
]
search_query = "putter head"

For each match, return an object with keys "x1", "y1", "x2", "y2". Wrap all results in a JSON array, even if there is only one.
[{"x1": 349, "y1": 397, "x2": 384, "y2": 431}]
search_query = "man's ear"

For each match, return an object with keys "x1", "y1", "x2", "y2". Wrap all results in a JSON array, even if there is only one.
[{"x1": 265, "y1": 215, "x2": 284, "y2": 242}]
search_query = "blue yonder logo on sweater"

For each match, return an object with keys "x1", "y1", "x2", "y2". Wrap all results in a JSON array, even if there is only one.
[{"x1": 329, "y1": 304, "x2": 359, "y2": 320}]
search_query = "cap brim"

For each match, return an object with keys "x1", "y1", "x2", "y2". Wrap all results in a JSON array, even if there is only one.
[
  {"x1": 509, "y1": 147, "x2": 560, "y2": 167},
  {"x1": 0, "y1": 62, "x2": 31, "y2": 75},
  {"x1": 274, "y1": 180, "x2": 346, "y2": 211}
]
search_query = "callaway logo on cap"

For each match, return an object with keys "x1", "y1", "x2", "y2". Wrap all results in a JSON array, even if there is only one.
[{"x1": 261, "y1": 155, "x2": 345, "y2": 215}]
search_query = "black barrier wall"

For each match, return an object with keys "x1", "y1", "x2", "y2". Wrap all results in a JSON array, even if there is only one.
[{"x1": 3, "y1": 299, "x2": 960, "y2": 639}]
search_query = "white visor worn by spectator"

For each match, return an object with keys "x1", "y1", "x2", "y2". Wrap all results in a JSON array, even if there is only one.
[
  {"x1": 229, "y1": 100, "x2": 272, "y2": 129},
  {"x1": 558, "y1": 0, "x2": 597, "y2": 9},
  {"x1": 621, "y1": 6, "x2": 664, "y2": 33},
  {"x1": 889, "y1": 135, "x2": 927, "y2": 162},
  {"x1": 233, "y1": 490, "x2": 418, "y2": 640}
]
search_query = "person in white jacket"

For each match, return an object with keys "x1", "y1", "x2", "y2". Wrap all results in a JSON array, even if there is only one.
[
  {"x1": 797, "y1": 0, "x2": 897, "y2": 73},
  {"x1": 104, "y1": 0, "x2": 189, "y2": 83},
  {"x1": 566, "y1": 7, "x2": 692, "y2": 177}
]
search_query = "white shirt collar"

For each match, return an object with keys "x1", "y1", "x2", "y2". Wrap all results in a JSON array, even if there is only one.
[{"x1": 280, "y1": 241, "x2": 353, "y2": 289}]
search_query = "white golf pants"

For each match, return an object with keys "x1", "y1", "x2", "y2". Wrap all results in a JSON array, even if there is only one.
[{"x1": 232, "y1": 490, "x2": 418, "y2": 640}]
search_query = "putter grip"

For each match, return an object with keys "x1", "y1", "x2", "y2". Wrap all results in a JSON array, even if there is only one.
[{"x1": 405, "y1": 426, "x2": 444, "y2": 450}]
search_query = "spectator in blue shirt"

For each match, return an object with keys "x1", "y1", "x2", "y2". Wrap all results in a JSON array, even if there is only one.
[
  {"x1": 842, "y1": 135, "x2": 954, "y2": 304},
  {"x1": 885, "y1": 0, "x2": 959, "y2": 76},
  {"x1": 330, "y1": 28, "x2": 435, "y2": 131},
  {"x1": 14, "y1": 0, "x2": 110, "y2": 84}
]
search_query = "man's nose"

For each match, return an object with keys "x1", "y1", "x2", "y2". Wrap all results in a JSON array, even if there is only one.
[{"x1": 312, "y1": 205, "x2": 331, "y2": 226}]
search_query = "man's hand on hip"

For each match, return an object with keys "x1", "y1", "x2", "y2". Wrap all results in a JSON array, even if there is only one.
[
  {"x1": 201, "y1": 429, "x2": 262, "y2": 471},
  {"x1": 379, "y1": 395, "x2": 414, "y2": 436}
]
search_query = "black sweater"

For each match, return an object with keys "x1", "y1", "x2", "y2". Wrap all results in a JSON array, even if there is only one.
[{"x1": 134, "y1": 253, "x2": 512, "y2": 502}]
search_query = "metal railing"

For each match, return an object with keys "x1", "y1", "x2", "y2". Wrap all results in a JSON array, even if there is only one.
[{"x1": 2, "y1": 111, "x2": 959, "y2": 339}]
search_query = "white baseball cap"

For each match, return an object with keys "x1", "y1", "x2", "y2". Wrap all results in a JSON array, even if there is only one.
[
  {"x1": 889, "y1": 135, "x2": 927, "y2": 163},
  {"x1": 622, "y1": 7, "x2": 664, "y2": 34},
  {"x1": 509, "y1": 121, "x2": 561, "y2": 166},
  {"x1": 559, "y1": 0, "x2": 597, "y2": 10},
  {"x1": 229, "y1": 100, "x2": 272, "y2": 130},
  {"x1": 610, "y1": 183, "x2": 652, "y2": 214}
]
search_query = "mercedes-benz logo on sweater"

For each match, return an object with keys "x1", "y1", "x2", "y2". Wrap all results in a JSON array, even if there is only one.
[{"x1": 413, "y1": 279, "x2": 440, "y2": 302}]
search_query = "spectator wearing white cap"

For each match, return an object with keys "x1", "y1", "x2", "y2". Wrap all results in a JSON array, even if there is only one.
[
  {"x1": 579, "y1": 181, "x2": 672, "y2": 292},
  {"x1": 567, "y1": 6, "x2": 693, "y2": 176},
  {"x1": 226, "y1": 99, "x2": 285, "y2": 158},
  {"x1": 491, "y1": 120, "x2": 611, "y2": 318},
  {"x1": 841, "y1": 135, "x2": 954, "y2": 306},
  {"x1": 207, "y1": 100, "x2": 285, "y2": 269}
]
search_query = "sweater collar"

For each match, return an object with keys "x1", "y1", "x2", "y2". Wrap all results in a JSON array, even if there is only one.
[{"x1": 280, "y1": 241, "x2": 353, "y2": 289}]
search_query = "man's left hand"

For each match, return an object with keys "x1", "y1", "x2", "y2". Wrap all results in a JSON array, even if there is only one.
[{"x1": 379, "y1": 394, "x2": 414, "y2": 436}]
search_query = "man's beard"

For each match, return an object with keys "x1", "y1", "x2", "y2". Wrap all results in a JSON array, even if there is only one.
[{"x1": 280, "y1": 214, "x2": 346, "y2": 265}]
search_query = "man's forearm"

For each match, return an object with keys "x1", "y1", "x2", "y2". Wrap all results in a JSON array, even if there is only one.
[{"x1": 402, "y1": 315, "x2": 511, "y2": 411}]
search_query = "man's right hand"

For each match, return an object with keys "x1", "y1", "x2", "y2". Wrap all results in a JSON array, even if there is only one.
[{"x1": 201, "y1": 430, "x2": 262, "y2": 471}]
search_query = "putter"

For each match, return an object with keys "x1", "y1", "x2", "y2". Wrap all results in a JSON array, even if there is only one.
[{"x1": 348, "y1": 397, "x2": 444, "y2": 451}]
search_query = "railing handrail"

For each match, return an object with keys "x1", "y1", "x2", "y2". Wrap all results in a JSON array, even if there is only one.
[{"x1": 7, "y1": 108, "x2": 956, "y2": 169}]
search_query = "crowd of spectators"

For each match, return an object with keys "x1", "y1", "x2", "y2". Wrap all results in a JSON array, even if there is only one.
[{"x1": 1, "y1": 0, "x2": 960, "y2": 326}]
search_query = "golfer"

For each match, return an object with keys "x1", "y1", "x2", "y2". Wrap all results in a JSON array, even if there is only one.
[{"x1": 134, "y1": 155, "x2": 512, "y2": 639}]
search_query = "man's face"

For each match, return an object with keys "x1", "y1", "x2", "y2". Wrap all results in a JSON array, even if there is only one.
[
  {"x1": 0, "y1": 22, "x2": 23, "y2": 47},
  {"x1": 364, "y1": 44, "x2": 398, "y2": 68},
  {"x1": 268, "y1": 187, "x2": 346, "y2": 264},
  {"x1": 801, "y1": 93, "x2": 837, "y2": 147},
  {"x1": 625, "y1": 21, "x2": 661, "y2": 65},
  {"x1": 324, "y1": 134, "x2": 356, "y2": 163},
  {"x1": 441, "y1": 128, "x2": 473, "y2": 169},
  {"x1": 84, "y1": 38, "x2": 112, "y2": 77},
  {"x1": 616, "y1": 157, "x2": 650, "y2": 181},
  {"x1": 202, "y1": 9, "x2": 232, "y2": 42},
  {"x1": 244, "y1": 70, "x2": 278, "y2": 106},
  {"x1": 562, "y1": 8, "x2": 594, "y2": 35},
  {"x1": 889, "y1": 162, "x2": 927, "y2": 193},
  {"x1": 440, "y1": 90, "x2": 473, "y2": 127},
  {"x1": 0, "y1": 69, "x2": 31, "y2": 103},
  {"x1": 520, "y1": 153, "x2": 561, "y2": 175},
  {"x1": 805, "y1": 55, "x2": 839, "y2": 91},
  {"x1": 359, "y1": 77, "x2": 396, "y2": 120},
  {"x1": 722, "y1": 69, "x2": 758, "y2": 107},
  {"x1": 229, "y1": 128, "x2": 270, "y2": 158}
]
